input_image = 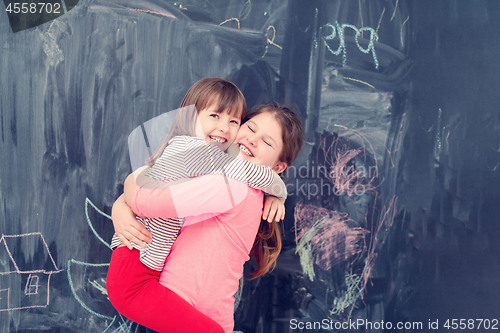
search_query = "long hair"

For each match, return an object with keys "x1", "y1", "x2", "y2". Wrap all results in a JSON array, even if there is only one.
[
  {"x1": 248, "y1": 103, "x2": 303, "y2": 279},
  {"x1": 146, "y1": 77, "x2": 247, "y2": 166}
]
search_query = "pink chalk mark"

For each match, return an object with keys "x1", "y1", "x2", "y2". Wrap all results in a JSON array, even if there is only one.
[
  {"x1": 361, "y1": 195, "x2": 400, "y2": 287},
  {"x1": 329, "y1": 123, "x2": 396, "y2": 170},
  {"x1": 318, "y1": 135, "x2": 377, "y2": 197},
  {"x1": 295, "y1": 204, "x2": 369, "y2": 271},
  {"x1": 0, "y1": 232, "x2": 62, "y2": 275},
  {"x1": 0, "y1": 233, "x2": 62, "y2": 312}
]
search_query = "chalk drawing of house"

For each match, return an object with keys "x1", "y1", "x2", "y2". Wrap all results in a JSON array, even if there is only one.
[{"x1": 0, "y1": 232, "x2": 63, "y2": 311}]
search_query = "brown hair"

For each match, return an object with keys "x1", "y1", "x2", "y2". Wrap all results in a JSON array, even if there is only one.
[
  {"x1": 147, "y1": 77, "x2": 247, "y2": 166},
  {"x1": 248, "y1": 103, "x2": 303, "y2": 279}
]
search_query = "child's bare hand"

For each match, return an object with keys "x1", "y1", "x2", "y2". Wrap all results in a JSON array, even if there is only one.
[
  {"x1": 262, "y1": 196, "x2": 285, "y2": 223},
  {"x1": 112, "y1": 194, "x2": 152, "y2": 249}
]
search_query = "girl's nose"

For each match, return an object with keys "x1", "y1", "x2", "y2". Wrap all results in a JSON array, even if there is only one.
[
  {"x1": 219, "y1": 122, "x2": 229, "y2": 132},
  {"x1": 247, "y1": 136, "x2": 257, "y2": 146}
]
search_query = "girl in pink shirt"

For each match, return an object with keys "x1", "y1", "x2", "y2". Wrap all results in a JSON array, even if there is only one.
[
  {"x1": 107, "y1": 79, "x2": 302, "y2": 332},
  {"x1": 109, "y1": 80, "x2": 287, "y2": 271},
  {"x1": 110, "y1": 105, "x2": 303, "y2": 332}
]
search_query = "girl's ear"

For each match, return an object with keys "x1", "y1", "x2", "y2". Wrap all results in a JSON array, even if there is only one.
[{"x1": 272, "y1": 162, "x2": 287, "y2": 174}]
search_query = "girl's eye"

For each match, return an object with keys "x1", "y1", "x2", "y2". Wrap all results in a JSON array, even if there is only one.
[
  {"x1": 264, "y1": 140, "x2": 272, "y2": 147},
  {"x1": 247, "y1": 125, "x2": 255, "y2": 132},
  {"x1": 210, "y1": 114, "x2": 219, "y2": 119},
  {"x1": 230, "y1": 120, "x2": 240, "y2": 125}
]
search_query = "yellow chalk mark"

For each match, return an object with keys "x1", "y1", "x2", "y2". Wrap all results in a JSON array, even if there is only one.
[
  {"x1": 89, "y1": 278, "x2": 108, "y2": 297},
  {"x1": 262, "y1": 25, "x2": 282, "y2": 58},
  {"x1": 219, "y1": 18, "x2": 240, "y2": 30},
  {"x1": 173, "y1": 2, "x2": 187, "y2": 10},
  {"x1": 344, "y1": 77, "x2": 375, "y2": 89},
  {"x1": 333, "y1": 124, "x2": 350, "y2": 130},
  {"x1": 266, "y1": 25, "x2": 282, "y2": 49},
  {"x1": 391, "y1": 0, "x2": 399, "y2": 21}
]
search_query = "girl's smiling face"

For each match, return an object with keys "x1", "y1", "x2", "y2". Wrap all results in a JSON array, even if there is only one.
[
  {"x1": 234, "y1": 112, "x2": 287, "y2": 173},
  {"x1": 195, "y1": 104, "x2": 241, "y2": 150}
]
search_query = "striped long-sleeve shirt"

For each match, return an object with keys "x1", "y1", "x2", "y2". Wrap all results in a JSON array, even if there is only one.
[{"x1": 111, "y1": 136, "x2": 287, "y2": 270}]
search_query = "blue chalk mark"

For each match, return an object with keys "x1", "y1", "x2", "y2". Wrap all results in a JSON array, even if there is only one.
[
  {"x1": 323, "y1": 21, "x2": 379, "y2": 69},
  {"x1": 69, "y1": 199, "x2": 141, "y2": 332},
  {"x1": 67, "y1": 259, "x2": 113, "y2": 321},
  {"x1": 85, "y1": 197, "x2": 112, "y2": 250},
  {"x1": 101, "y1": 316, "x2": 117, "y2": 333}
]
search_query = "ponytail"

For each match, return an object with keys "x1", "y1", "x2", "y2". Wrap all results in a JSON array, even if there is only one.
[{"x1": 249, "y1": 220, "x2": 282, "y2": 279}]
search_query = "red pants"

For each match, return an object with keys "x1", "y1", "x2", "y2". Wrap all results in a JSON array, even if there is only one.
[{"x1": 106, "y1": 247, "x2": 224, "y2": 333}]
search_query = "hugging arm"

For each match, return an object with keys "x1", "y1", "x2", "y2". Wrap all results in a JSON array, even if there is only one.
[
  {"x1": 113, "y1": 136, "x2": 288, "y2": 242},
  {"x1": 125, "y1": 170, "x2": 251, "y2": 219},
  {"x1": 154, "y1": 137, "x2": 287, "y2": 200},
  {"x1": 111, "y1": 194, "x2": 152, "y2": 249},
  {"x1": 129, "y1": 137, "x2": 288, "y2": 219},
  {"x1": 113, "y1": 164, "x2": 248, "y2": 247}
]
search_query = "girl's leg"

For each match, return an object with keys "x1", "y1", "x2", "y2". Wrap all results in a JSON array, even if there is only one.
[{"x1": 107, "y1": 247, "x2": 224, "y2": 333}]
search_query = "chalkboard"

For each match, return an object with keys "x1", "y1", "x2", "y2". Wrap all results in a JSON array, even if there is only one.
[{"x1": 1, "y1": 0, "x2": 499, "y2": 332}]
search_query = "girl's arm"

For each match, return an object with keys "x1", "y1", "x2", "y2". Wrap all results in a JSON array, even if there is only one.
[
  {"x1": 122, "y1": 136, "x2": 286, "y2": 221},
  {"x1": 124, "y1": 170, "x2": 254, "y2": 219},
  {"x1": 112, "y1": 194, "x2": 152, "y2": 249},
  {"x1": 150, "y1": 137, "x2": 287, "y2": 200},
  {"x1": 125, "y1": 171, "x2": 285, "y2": 223}
]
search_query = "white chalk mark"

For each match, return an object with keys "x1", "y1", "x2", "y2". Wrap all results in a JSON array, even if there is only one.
[
  {"x1": 128, "y1": 8, "x2": 176, "y2": 19},
  {"x1": 401, "y1": 16, "x2": 409, "y2": 48},
  {"x1": 330, "y1": 271, "x2": 364, "y2": 315},
  {"x1": 41, "y1": 21, "x2": 64, "y2": 67}
]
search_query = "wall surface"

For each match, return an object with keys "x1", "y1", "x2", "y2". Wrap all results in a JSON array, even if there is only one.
[{"x1": 1, "y1": 0, "x2": 499, "y2": 332}]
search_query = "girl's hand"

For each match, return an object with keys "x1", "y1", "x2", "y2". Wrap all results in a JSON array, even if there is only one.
[
  {"x1": 123, "y1": 166, "x2": 150, "y2": 211},
  {"x1": 112, "y1": 194, "x2": 152, "y2": 249},
  {"x1": 262, "y1": 196, "x2": 285, "y2": 223}
]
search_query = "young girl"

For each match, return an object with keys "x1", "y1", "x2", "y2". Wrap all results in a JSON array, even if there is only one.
[
  {"x1": 107, "y1": 79, "x2": 289, "y2": 331},
  {"x1": 110, "y1": 103, "x2": 303, "y2": 333}
]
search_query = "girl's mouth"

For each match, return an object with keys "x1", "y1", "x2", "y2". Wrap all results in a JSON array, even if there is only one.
[
  {"x1": 238, "y1": 143, "x2": 254, "y2": 157},
  {"x1": 209, "y1": 135, "x2": 227, "y2": 143}
]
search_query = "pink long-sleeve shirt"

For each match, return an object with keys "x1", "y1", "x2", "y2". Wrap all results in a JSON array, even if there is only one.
[
  {"x1": 131, "y1": 174, "x2": 264, "y2": 333},
  {"x1": 112, "y1": 136, "x2": 286, "y2": 271}
]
